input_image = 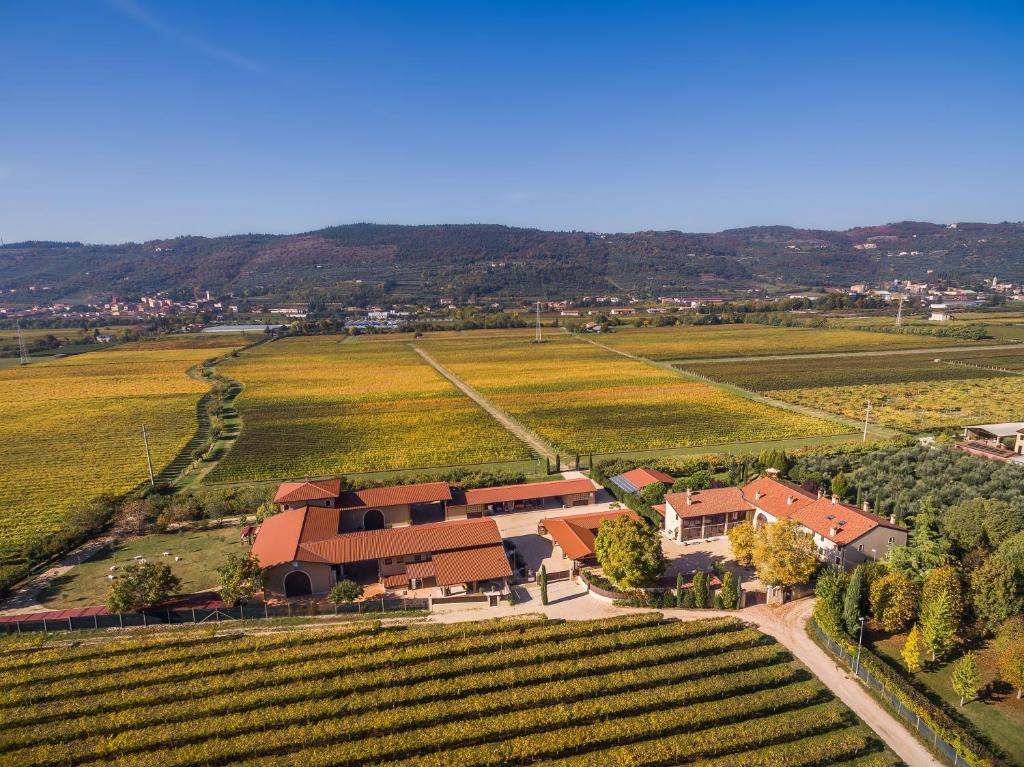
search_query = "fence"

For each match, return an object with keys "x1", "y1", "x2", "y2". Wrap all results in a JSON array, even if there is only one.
[
  {"x1": 810, "y1": 619, "x2": 970, "y2": 767},
  {"x1": 0, "y1": 598, "x2": 430, "y2": 635}
]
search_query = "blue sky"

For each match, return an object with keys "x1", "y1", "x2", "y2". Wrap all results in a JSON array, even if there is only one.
[{"x1": 1, "y1": 1, "x2": 1021, "y2": 242}]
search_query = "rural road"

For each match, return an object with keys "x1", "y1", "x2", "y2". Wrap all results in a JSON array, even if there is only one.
[
  {"x1": 669, "y1": 341, "x2": 1023, "y2": 366},
  {"x1": 410, "y1": 343, "x2": 558, "y2": 461}
]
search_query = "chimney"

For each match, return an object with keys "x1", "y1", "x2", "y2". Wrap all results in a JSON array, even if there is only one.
[
  {"x1": 686, "y1": 487, "x2": 692, "y2": 498},
  {"x1": 817, "y1": 488, "x2": 824, "y2": 499},
  {"x1": 786, "y1": 496, "x2": 794, "y2": 506},
  {"x1": 831, "y1": 494, "x2": 839, "y2": 505},
  {"x1": 889, "y1": 513, "x2": 897, "y2": 525},
  {"x1": 754, "y1": 490, "x2": 763, "y2": 500},
  {"x1": 829, "y1": 525, "x2": 840, "y2": 537},
  {"x1": 686, "y1": 496, "x2": 692, "y2": 506},
  {"x1": 862, "y1": 501, "x2": 870, "y2": 512}
]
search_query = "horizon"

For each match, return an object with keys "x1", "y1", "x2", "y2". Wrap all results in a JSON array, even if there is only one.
[{"x1": 3, "y1": 1, "x2": 1023, "y2": 242}]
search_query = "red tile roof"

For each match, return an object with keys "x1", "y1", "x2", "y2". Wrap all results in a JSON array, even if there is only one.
[
  {"x1": 433, "y1": 545, "x2": 512, "y2": 586},
  {"x1": 273, "y1": 479, "x2": 343, "y2": 504},
  {"x1": 741, "y1": 476, "x2": 906, "y2": 545},
  {"x1": 651, "y1": 503, "x2": 667, "y2": 516},
  {"x1": 406, "y1": 560, "x2": 436, "y2": 580},
  {"x1": 297, "y1": 517, "x2": 504, "y2": 564},
  {"x1": 621, "y1": 467, "x2": 675, "y2": 489},
  {"x1": 462, "y1": 478, "x2": 598, "y2": 506},
  {"x1": 338, "y1": 482, "x2": 452, "y2": 509},
  {"x1": 542, "y1": 509, "x2": 639, "y2": 561},
  {"x1": 664, "y1": 487, "x2": 752, "y2": 519},
  {"x1": 251, "y1": 508, "x2": 307, "y2": 568}
]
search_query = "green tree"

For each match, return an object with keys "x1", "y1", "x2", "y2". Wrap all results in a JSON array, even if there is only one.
[
  {"x1": 329, "y1": 579, "x2": 363, "y2": 604},
  {"x1": 869, "y1": 570, "x2": 920, "y2": 633},
  {"x1": 255, "y1": 500, "x2": 279, "y2": 523},
  {"x1": 727, "y1": 521, "x2": 757, "y2": 567},
  {"x1": 217, "y1": 552, "x2": 264, "y2": 605},
  {"x1": 675, "y1": 571, "x2": 684, "y2": 608},
  {"x1": 594, "y1": 516, "x2": 666, "y2": 589},
  {"x1": 921, "y1": 591, "x2": 956, "y2": 663},
  {"x1": 719, "y1": 570, "x2": 738, "y2": 609},
  {"x1": 752, "y1": 520, "x2": 819, "y2": 587},
  {"x1": 969, "y1": 554, "x2": 1024, "y2": 634},
  {"x1": 640, "y1": 482, "x2": 667, "y2": 505},
  {"x1": 941, "y1": 498, "x2": 1016, "y2": 552},
  {"x1": 813, "y1": 567, "x2": 848, "y2": 631},
  {"x1": 999, "y1": 643, "x2": 1024, "y2": 700},
  {"x1": 106, "y1": 562, "x2": 181, "y2": 613},
  {"x1": 830, "y1": 472, "x2": 849, "y2": 501},
  {"x1": 692, "y1": 571, "x2": 709, "y2": 608},
  {"x1": 922, "y1": 565, "x2": 964, "y2": 634},
  {"x1": 950, "y1": 652, "x2": 981, "y2": 707},
  {"x1": 889, "y1": 498, "x2": 951, "y2": 579},
  {"x1": 672, "y1": 471, "x2": 711, "y2": 492},
  {"x1": 902, "y1": 624, "x2": 923, "y2": 673},
  {"x1": 538, "y1": 564, "x2": 548, "y2": 606},
  {"x1": 844, "y1": 565, "x2": 867, "y2": 636}
]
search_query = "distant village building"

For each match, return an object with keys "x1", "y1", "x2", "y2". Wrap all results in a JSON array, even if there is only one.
[
  {"x1": 958, "y1": 422, "x2": 1024, "y2": 465},
  {"x1": 929, "y1": 304, "x2": 952, "y2": 321}
]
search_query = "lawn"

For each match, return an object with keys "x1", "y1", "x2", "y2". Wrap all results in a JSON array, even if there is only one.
[
  {"x1": 0, "y1": 336, "x2": 243, "y2": 560},
  {"x1": 38, "y1": 526, "x2": 245, "y2": 609},
  {"x1": 594, "y1": 324, "x2": 975, "y2": 361},
  {"x1": 0, "y1": 614, "x2": 898, "y2": 766},
  {"x1": 206, "y1": 335, "x2": 534, "y2": 482},
  {"x1": 872, "y1": 633, "x2": 1024, "y2": 766},
  {"x1": 421, "y1": 334, "x2": 848, "y2": 455}
]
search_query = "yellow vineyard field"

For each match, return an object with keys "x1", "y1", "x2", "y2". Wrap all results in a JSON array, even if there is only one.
[
  {"x1": 206, "y1": 336, "x2": 533, "y2": 482},
  {"x1": 595, "y1": 324, "x2": 980, "y2": 361},
  {"x1": 0, "y1": 338, "x2": 240, "y2": 556},
  {"x1": 421, "y1": 335, "x2": 847, "y2": 454}
]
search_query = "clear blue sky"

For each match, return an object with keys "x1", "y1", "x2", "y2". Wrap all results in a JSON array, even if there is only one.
[{"x1": 2, "y1": 1, "x2": 1021, "y2": 243}]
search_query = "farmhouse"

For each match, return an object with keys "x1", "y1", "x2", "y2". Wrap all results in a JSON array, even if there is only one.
[
  {"x1": 274, "y1": 479, "x2": 454, "y2": 530},
  {"x1": 609, "y1": 467, "x2": 674, "y2": 497},
  {"x1": 541, "y1": 508, "x2": 640, "y2": 570},
  {"x1": 446, "y1": 478, "x2": 599, "y2": 518},
  {"x1": 741, "y1": 475, "x2": 907, "y2": 568},
  {"x1": 662, "y1": 487, "x2": 752, "y2": 541},
  {"x1": 252, "y1": 513, "x2": 511, "y2": 597}
]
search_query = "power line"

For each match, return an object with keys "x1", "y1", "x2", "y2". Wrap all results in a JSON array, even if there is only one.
[{"x1": 16, "y1": 321, "x2": 29, "y2": 366}]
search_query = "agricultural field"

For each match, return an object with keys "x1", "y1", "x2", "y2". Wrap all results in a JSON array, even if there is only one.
[
  {"x1": 421, "y1": 334, "x2": 847, "y2": 455},
  {"x1": 0, "y1": 336, "x2": 242, "y2": 560},
  {"x1": 206, "y1": 336, "x2": 534, "y2": 482},
  {"x1": 0, "y1": 614, "x2": 897, "y2": 767}
]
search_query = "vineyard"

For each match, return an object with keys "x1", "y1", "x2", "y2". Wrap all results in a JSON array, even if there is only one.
[
  {"x1": 206, "y1": 337, "x2": 533, "y2": 482},
  {"x1": 594, "y1": 323, "x2": 971, "y2": 361},
  {"x1": 0, "y1": 614, "x2": 897, "y2": 767},
  {"x1": 0, "y1": 337, "x2": 242, "y2": 561},
  {"x1": 420, "y1": 334, "x2": 847, "y2": 454}
]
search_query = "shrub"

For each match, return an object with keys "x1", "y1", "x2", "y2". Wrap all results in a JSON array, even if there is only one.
[{"x1": 329, "y1": 579, "x2": 363, "y2": 604}]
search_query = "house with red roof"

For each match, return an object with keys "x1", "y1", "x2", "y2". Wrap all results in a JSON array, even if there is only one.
[
  {"x1": 541, "y1": 508, "x2": 640, "y2": 570},
  {"x1": 663, "y1": 487, "x2": 753, "y2": 542},
  {"x1": 740, "y1": 475, "x2": 907, "y2": 569},
  {"x1": 273, "y1": 479, "x2": 453, "y2": 531},
  {"x1": 609, "y1": 468, "x2": 674, "y2": 496},
  {"x1": 252, "y1": 512, "x2": 512, "y2": 597}
]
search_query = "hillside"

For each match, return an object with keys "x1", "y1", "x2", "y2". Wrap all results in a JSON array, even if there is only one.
[{"x1": 2, "y1": 221, "x2": 1023, "y2": 304}]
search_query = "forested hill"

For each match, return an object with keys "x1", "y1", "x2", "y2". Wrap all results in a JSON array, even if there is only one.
[{"x1": 2, "y1": 221, "x2": 1023, "y2": 304}]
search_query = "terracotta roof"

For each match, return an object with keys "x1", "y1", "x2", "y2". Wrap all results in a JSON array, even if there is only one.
[
  {"x1": 381, "y1": 573, "x2": 408, "y2": 589},
  {"x1": 406, "y1": 560, "x2": 436, "y2": 580},
  {"x1": 742, "y1": 476, "x2": 907, "y2": 545},
  {"x1": 664, "y1": 487, "x2": 752, "y2": 519},
  {"x1": 337, "y1": 482, "x2": 452, "y2": 510},
  {"x1": 462, "y1": 478, "x2": 598, "y2": 506},
  {"x1": 542, "y1": 509, "x2": 639, "y2": 561},
  {"x1": 651, "y1": 503, "x2": 667, "y2": 516},
  {"x1": 611, "y1": 468, "x2": 675, "y2": 494},
  {"x1": 433, "y1": 545, "x2": 512, "y2": 586},
  {"x1": 273, "y1": 479, "x2": 343, "y2": 504},
  {"x1": 297, "y1": 517, "x2": 503, "y2": 564},
  {"x1": 298, "y1": 506, "x2": 341, "y2": 542},
  {"x1": 251, "y1": 508, "x2": 306, "y2": 568}
]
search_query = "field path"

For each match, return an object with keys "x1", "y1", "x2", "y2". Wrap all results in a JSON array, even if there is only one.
[
  {"x1": 664, "y1": 341, "x2": 1022, "y2": 365},
  {"x1": 573, "y1": 333, "x2": 898, "y2": 440},
  {"x1": 410, "y1": 344, "x2": 558, "y2": 462}
]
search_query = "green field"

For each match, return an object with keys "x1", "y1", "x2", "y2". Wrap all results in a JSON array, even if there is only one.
[
  {"x1": 421, "y1": 334, "x2": 847, "y2": 455},
  {"x1": 594, "y1": 324, "x2": 977, "y2": 361},
  {"x1": 0, "y1": 614, "x2": 896, "y2": 767},
  {"x1": 206, "y1": 336, "x2": 534, "y2": 482}
]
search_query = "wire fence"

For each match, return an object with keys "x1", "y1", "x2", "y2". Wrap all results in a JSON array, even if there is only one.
[
  {"x1": 811, "y1": 620, "x2": 967, "y2": 767},
  {"x1": 0, "y1": 597, "x2": 430, "y2": 635}
]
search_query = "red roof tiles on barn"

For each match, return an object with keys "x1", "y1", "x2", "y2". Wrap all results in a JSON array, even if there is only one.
[
  {"x1": 664, "y1": 487, "x2": 752, "y2": 519},
  {"x1": 433, "y1": 545, "x2": 512, "y2": 586},
  {"x1": 542, "y1": 508, "x2": 639, "y2": 561},
  {"x1": 273, "y1": 479, "x2": 343, "y2": 504},
  {"x1": 462, "y1": 478, "x2": 598, "y2": 506},
  {"x1": 337, "y1": 482, "x2": 452, "y2": 509}
]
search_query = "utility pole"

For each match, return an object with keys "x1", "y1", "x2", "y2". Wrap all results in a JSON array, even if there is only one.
[
  {"x1": 16, "y1": 321, "x2": 29, "y2": 366},
  {"x1": 862, "y1": 401, "x2": 872, "y2": 442},
  {"x1": 141, "y1": 424, "x2": 155, "y2": 486},
  {"x1": 895, "y1": 294, "x2": 904, "y2": 328},
  {"x1": 534, "y1": 300, "x2": 543, "y2": 343}
]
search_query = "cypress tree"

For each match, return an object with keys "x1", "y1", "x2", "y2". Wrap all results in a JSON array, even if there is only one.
[
  {"x1": 922, "y1": 591, "x2": 956, "y2": 663},
  {"x1": 693, "y1": 571, "x2": 709, "y2": 608},
  {"x1": 538, "y1": 565, "x2": 548, "y2": 606},
  {"x1": 844, "y1": 565, "x2": 866, "y2": 636},
  {"x1": 675, "y1": 571, "x2": 684, "y2": 608}
]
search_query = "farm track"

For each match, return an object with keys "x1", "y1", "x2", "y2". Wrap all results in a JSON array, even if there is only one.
[
  {"x1": 662, "y1": 341, "x2": 1023, "y2": 366},
  {"x1": 410, "y1": 344, "x2": 557, "y2": 461},
  {"x1": 574, "y1": 334, "x2": 897, "y2": 440}
]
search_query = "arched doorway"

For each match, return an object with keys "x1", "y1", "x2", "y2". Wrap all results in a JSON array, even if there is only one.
[
  {"x1": 363, "y1": 509, "x2": 385, "y2": 531},
  {"x1": 284, "y1": 570, "x2": 312, "y2": 597}
]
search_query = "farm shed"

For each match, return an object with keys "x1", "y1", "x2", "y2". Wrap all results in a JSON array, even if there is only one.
[
  {"x1": 446, "y1": 478, "x2": 599, "y2": 519},
  {"x1": 541, "y1": 508, "x2": 640, "y2": 569},
  {"x1": 609, "y1": 467, "x2": 674, "y2": 496}
]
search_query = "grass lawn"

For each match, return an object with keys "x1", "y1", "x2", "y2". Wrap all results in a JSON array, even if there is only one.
[
  {"x1": 39, "y1": 526, "x2": 246, "y2": 609},
  {"x1": 871, "y1": 632, "x2": 1024, "y2": 766}
]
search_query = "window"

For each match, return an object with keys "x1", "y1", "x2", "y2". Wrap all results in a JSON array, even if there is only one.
[
  {"x1": 857, "y1": 545, "x2": 863, "y2": 552},
  {"x1": 396, "y1": 557, "x2": 405, "y2": 564},
  {"x1": 384, "y1": 558, "x2": 392, "y2": 565},
  {"x1": 888, "y1": 537, "x2": 894, "y2": 544}
]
